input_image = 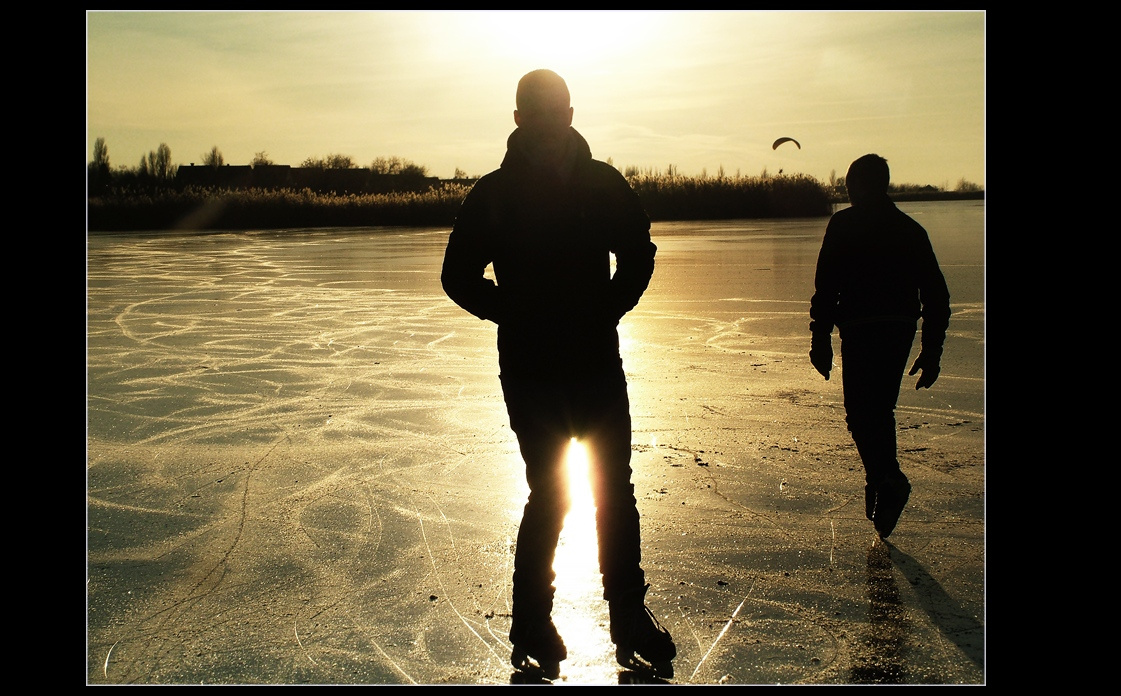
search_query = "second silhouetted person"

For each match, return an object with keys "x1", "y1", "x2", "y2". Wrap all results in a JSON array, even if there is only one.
[{"x1": 809, "y1": 154, "x2": 951, "y2": 539}]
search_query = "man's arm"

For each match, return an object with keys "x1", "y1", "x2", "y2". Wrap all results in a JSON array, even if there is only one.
[
  {"x1": 808, "y1": 219, "x2": 841, "y2": 380},
  {"x1": 441, "y1": 184, "x2": 504, "y2": 323},
  {"x1": 908, "y1": 225, "x2": 951, "y2": 389},
  {"x1": 606, "y1": 175, "x2": 656, "y2": 321}
]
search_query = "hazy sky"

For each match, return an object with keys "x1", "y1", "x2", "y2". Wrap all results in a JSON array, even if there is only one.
[{"x1": 87, "y1": 10, "x2": 984, "y2": 187}]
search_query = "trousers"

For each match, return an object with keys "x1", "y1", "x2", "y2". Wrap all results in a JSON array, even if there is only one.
[
  {"x1": 839, "y1": 321, "x2": 917, "y2": 485},
  {"x1": 501, "y1": 368, "x2": 646, "y2": 618}
]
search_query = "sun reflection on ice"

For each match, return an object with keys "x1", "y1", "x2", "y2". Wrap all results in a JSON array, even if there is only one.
[
  {"x1": 555, "y1": 438, "x2": 597, "y2": 586},
  {"x1": 551, "y1": 438, "x2": 614, "y2": 679}
]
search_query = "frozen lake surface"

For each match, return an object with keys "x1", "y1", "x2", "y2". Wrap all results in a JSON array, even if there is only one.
[{"x1": 87, "y1": 201, "x2": 985, "y2": 684}]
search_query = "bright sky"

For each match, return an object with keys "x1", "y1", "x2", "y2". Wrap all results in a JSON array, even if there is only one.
[{"x1": 87, "y1": 10, "x2": 984, "y2": 188}]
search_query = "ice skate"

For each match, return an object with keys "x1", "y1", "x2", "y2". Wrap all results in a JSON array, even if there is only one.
[
  {"x1": 610, "y1": 584, "x2": 676, "y2": 678},
  {"x1": 872, "y1": 471, "x2": 911, "y2": 539},
  {"x1": 509, "y1": 616, "x2": 566, "y2": 681}
]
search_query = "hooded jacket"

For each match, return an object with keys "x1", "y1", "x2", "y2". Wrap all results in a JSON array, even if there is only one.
[{"x1": 441, "y1": 127, "x2": 656, "y2": 379}]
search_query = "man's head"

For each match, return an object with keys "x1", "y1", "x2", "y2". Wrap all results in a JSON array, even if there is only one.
[
  {"x1": 514, "y1": 69, "x2": 573, "y2": 158},
  {"x1": 845, "y1": 154, "x2": 890, "y2": 206}
]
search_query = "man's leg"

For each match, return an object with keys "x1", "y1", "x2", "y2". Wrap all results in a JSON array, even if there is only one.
[
  {"x1": 511, "y1": 427, "x2": 570, "y2": 620},
  {"x1": 579, "y1": 375, "x2": 675, "y2": 674},
  {"x1": 840, "y1": 323, "x2": 916, "y2": 536},
  {"x1": 581, "y1": 377, "x2": 644, "y2": 602},
  {"x1": 502, "y1": 378, "x2": 570, "y2": 670},
  {"x1": 841, "y1": 324, "x2": 915, "y2": 481}
]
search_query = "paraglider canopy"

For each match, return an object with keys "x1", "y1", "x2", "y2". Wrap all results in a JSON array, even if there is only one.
[{"x1": 772, "y1": 137, "x2": 801, "y2": 150}]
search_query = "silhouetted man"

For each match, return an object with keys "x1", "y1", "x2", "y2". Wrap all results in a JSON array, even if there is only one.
[
  {"x1": 441, "y1": 69, "x2": 676, "y2": 679},
  {"x1": 809, "y1": 154, "x2": 951, "y2": 539}
]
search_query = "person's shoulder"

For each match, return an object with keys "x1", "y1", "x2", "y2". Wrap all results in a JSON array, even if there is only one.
[
  {"x1": 889, "y1": 204, "x2": 929, "y2": 233},
  {"x1": 581, "y1": 158, "x2": 631, "y2": 189},
  {"x1": 477, "y1": 165, "x2": 505, "y2": 183},
  {"x1": 587, "y1": 158, "x2": 624, "y2": 175},
  {"x1": 463, "y1": 167, "x2": 506, "y2": 196},
  {"x1": 828, "y1": 205, "x2": 858, "y2": 225}
]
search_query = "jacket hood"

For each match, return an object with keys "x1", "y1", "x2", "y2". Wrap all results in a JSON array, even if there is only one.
[
  {"x1": 501, "y1": 127, "x2": 593, "y2": 174},
  {"x1": 849, "y1": 192, "x2": 895, "y2": 210}
]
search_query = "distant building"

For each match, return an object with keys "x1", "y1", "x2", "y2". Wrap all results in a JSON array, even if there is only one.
[
  {"x1": 175, "y1": 163, "x2": 438, "y2": 194},
  {"x1": 175, "y1": 164, "x2": 258, "y2": 189}
]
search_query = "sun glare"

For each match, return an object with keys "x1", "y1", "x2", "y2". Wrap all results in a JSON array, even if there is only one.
[
  {"x1": 553, "y1": 440, "x2": 597, "y2": 585},
  {"x1": 468, "y1": 11, "x2": 669, "y2": 74},
  {"x1": 557, "y1": 438, "x2": 597, "y2": 565},
  {"x1": 551, "y1": 437, "x2": 608, "y2": 670}
]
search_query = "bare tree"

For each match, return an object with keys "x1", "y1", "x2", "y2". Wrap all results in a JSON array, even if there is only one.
[
  {"x1": 326, "y1": 153, "x2": 356, "y2": 169},
  {"x1": 145, "y1": 143, "x2": 173, "y2": 179},
  {"x1": 91, "y1": 137, "x2": 110, "y2": 172},
  {"x1": 203, "y1": 146, "x2": 224, "y2": 168},
  {"x1": 301, "y1": 154, "x2": 356, "y2": 169},
  {"x1": 371, "y1": 156, "x2": 428, "y2": 176},
  {"x1": 136, "y1": 143, "x2": 176, "y2": 179},
  {"x1": 251, "y1": 151, "x2": 274, "y2": 167},
  {"x1": 89, "y1": 137, "x2": 112, "y2": 193}
]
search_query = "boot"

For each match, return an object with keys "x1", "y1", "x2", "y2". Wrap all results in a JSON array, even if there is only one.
[
  {"x1": 609, "y1": 584, "x2": 676, "y2": 677},
  {"x1": 509, "y1": 613, "x2": 566, "y2": 680},
  {"x1": 872, "y1": 471, "x2": 911, "y2": 539}
]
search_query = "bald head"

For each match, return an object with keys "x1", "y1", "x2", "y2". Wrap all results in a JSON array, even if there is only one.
[
  {"x1": 513, "y1": 70, "x2": 574, "y2": 161},
  {"x1": 516, "y1": 69, "x2": 570, "y2": 114}
]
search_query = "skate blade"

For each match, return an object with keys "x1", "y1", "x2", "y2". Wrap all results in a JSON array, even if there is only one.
[
  {"x1": 616, "y1": 651, "x2": 674, "y2": 679},
  {"x1": 511, "y1": 648, "x2": 561, "y2": 681}
]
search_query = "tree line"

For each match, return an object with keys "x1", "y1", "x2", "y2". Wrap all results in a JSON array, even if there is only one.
[
  {"x1": 89, "y1": 137, "x2": 981, "y2": 198},
  {"x1": 87, "y1": 138, "x2": 448, "y2": 196}
]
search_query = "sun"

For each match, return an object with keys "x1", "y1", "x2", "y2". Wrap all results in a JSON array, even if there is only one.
[{"x1": 466, "y1": 11, "x2": 671, "y2": 74}]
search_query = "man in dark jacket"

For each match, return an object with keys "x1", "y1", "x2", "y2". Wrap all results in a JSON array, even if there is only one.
[
  {"x1": 441, "y1": 69, "x2": 675, "y2": 679},
  {"x1": 809, "y1": 154, "x2": 951, "y2": 540}
]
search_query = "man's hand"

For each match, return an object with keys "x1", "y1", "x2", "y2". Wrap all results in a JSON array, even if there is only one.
[
  {"x1": 908, "y1": 351, "x2": 941, "y2": 389},
  {"x1": 810, "y1": 334, "x2": 833, "y2": 380}
]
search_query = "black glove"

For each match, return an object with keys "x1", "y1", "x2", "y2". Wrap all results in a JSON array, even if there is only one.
[
  {"x1": 908, "y1": 350, "x2": 941, "y2": 389},
  {"x1": 810, "y1": 333, "x2": 833, "y2": 380}
]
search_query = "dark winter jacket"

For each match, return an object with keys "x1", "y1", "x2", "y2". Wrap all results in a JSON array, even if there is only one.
[
  {"x1": 441, "y1": 127, "x2": 656, "y2": 379},
  {"x1": 809, "y1": 195, "x2": 951, "y2": 352}
]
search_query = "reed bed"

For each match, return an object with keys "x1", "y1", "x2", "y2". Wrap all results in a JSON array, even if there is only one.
[
  {"x1": 87, "y1": 174, "x2": 837, "y2": 233},
  {"x1": 627, "y1": 172, "x2": 833, "y2": 221}
]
